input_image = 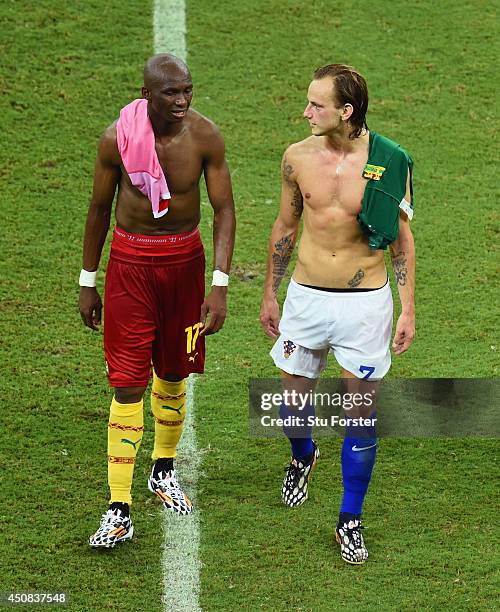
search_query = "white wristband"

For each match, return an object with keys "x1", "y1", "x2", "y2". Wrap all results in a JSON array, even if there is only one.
[
  {"x1": 79, "y1": 269, "x2": 97, "y2": 287},
  {"x1": 212, "y1": 270, "x2": 229, "y2": 287}
]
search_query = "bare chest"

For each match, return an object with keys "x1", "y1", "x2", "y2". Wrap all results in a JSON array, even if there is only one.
[
  {"x1": 154, "y1": 134, "x2": 204, "y2": 195},
  {"x1": 299, "y1": 152, "x2": 368, "y2": 217}
]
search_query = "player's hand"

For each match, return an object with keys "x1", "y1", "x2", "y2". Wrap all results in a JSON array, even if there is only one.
[
  {"x1": 260, "y1": 295, "x2": 280, "y2": 338},
  {"x1": 392, "y1": 312, "x2": 415, "y2": 355},
  {"x1": 200, "y1": 286, "x2": 227, "y2": 336},
  {"x1": 79, "y1": 287, "x2": 102, "y2": 331}
]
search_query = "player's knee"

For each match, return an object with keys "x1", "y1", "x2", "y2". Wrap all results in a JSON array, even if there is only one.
[{"x1": 114, "y1": 386, "x2": 147, "y2": 404}]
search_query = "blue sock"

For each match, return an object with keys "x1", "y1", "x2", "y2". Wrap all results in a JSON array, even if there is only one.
[
  {"x1": 340, "y1": 436, "x2": 377, "y2": 516},
  {"x1": 279, "y1": 402, "x2": 314, "y2": 460}
]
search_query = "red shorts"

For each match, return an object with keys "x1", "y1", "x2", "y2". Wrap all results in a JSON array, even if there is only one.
[{"x1": 104, "y1": 226, "x2": 205, "y2": 387}]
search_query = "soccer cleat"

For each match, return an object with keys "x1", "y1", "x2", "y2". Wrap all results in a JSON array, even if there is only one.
[
  {"x1": 281, "y1": 441, "x2": 320, "y2": 507},
  {"x1": 89, "y1": 508, "x2": 134, "y2": 548},
  {"x1": 335, "y1": 518, "x2": 368, "y2": 564},
  {"x1": 148, "y1": 466, "x2": 193, "y2": 515}
]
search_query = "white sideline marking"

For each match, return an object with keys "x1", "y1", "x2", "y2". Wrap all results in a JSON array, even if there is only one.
[
  {"x1": 154, "y1": 0, "x2": 186, "y2": 61},
  {"x1": 159, "y1": 376, "x2": 201, "y2": 612},
  {"x1": 153, "y1": 3, "x2": 202, "y2": 611}
]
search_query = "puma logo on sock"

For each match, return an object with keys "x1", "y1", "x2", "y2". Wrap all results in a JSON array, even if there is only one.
[
  {"x1": 121, "y1": 437, "x2": 142, "y2": 450},
  {"x1": 160, "y1": 404, "x2": 184, "y2": 415}
]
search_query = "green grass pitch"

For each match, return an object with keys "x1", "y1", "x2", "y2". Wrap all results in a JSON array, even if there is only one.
[{"x1": 1, "y1": 0, "x2": 498, "y2": 610}]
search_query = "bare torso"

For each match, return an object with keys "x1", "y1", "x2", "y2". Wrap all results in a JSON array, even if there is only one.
[
  {"x1": 108, "y1": 109, "x2": 215, "y2": 234},
  {"x1": 291, "y1": 133, "x2": 387, "y2": 288}
]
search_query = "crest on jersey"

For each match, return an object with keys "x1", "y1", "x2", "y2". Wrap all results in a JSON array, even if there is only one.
[
  {"x1": 362, "y1": 164, "x2": 385, "y2": 181},
  {"x1": 283, "y1": 340, "x2": 297, "y2": 359}
]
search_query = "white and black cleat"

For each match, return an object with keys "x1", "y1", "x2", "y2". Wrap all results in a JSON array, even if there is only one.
[
  {"x1": 335, "y1": 518, "x2": 368, "y2": 564},
  {"x1": 281, "y1": 441, "x2": 320, "y2": 507},
  {"x1": 89, "y1": 508, "x2": 134, "y2": 548},
  {"x1": 148, "y1": 467, "x2": 193, "y2": 515}
]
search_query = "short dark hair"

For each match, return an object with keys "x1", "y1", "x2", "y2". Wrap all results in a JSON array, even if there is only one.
[{"x1": 313, "y1": 64, "x2": 369, "y2": 139}]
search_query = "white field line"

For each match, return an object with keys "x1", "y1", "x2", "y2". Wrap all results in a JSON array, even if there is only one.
[
  {"x1": 153, "y1": 3, "x2": 202, "y2": 611},
  {"x1": 159, "y1": 376, "x2": 201, "y2": 612},
  {"x1": 154, "y1": 0, "x2": 186, "y2": 61}
]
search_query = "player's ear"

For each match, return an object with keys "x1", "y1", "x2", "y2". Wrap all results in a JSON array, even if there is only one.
[
  {"x1": 342, "y1": 103, "x2": 354, "y2": 122},
  {"x1": 142, "y1": 86, "x2": 151, "y2": 100}
]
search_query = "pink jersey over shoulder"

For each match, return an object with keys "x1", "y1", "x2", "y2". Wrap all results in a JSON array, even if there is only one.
[{"x1": 116, "y1": 98, "x2": 171, "y2": 218}]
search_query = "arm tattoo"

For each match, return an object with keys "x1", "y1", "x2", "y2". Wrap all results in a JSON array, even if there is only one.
[
  {"x1": 291, "y1": 185, "x2": 303, "y2": 219},
  {"x1": 347, "y1": 269, "x2": 365, "y2": 288},
  {"x1": 272, "y1": 233, "x2": 294, "y2": 295},
  {"x1": 391, "y1": 251, "x2": 408, "y2": 286},
  {"x1": 282, "y1": 156, "x2": 303, "y2": 219}
]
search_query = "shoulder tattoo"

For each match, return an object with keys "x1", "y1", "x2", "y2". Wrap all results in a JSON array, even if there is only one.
[{"x1": 282, "y1": 156, "x2": 294, "y2": 185}]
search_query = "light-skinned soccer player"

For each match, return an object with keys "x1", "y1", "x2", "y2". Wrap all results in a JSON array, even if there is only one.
[{"x1": 260, "y1": 64, "x2": 415, "y2": 564}]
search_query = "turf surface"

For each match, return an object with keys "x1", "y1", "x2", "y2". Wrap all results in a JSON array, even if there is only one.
[{"x1": 1, "y1": 0, "x2": 498, "y2": 610}]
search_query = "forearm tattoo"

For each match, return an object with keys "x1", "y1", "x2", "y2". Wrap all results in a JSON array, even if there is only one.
[
  {"x1": 347, "y1": 269, "x2": 365, "y2": 288},
  {"x1": 272, "y1": 234, "x2": 294, "y2": 295},
  {"x1": 391, "y1": 251, "x2": 408, "y2": 286},
  {"x1": 282, "y1": 156, "x2": 303, "y2": 219}
]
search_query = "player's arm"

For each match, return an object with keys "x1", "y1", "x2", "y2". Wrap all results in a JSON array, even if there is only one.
[
  {"x1": 79, "y1": 126, "x2": 121, "y2": 330},
  {"x1": 389, "y1": 170, "x2": 415, "y2": 355},
  {"x1": 260, "y1": 147, "x2": 303, "y2": 338},
  {"x1": 200, "y1": 125, "x2": 236, "y2": 336}
]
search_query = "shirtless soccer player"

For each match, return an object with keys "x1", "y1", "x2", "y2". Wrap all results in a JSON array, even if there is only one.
[
  {"x1": 80, "y1": 54, "x2": 235, "y2": 548},
  {"x1": 260, "y1": 64, "x2": 415, "y2": 564}
]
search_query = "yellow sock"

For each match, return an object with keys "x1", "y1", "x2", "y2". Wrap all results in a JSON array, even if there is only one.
[
  {"x1": 151, "y1": 373, "x2": 186, "y2": 461},
  {"x1": 108, "y1": 397, "x2": 144, "y2": 505}
]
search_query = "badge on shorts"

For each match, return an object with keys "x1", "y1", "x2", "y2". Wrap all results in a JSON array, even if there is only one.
[
  {"x1": 362, "y1": 164, "x2": 385, "y2": 181},
  {"x1": 283, "y1": 340, "x2": 297, "y2": 359}
]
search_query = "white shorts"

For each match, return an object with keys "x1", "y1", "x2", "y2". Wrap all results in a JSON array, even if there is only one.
[{"x1": 270, "y1": 278, "x2": 393, "y2": 380}]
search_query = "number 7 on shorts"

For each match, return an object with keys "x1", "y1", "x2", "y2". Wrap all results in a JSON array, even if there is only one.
[{"x1": 359, "y1": 365, "x2": 375, "y2": 379}]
